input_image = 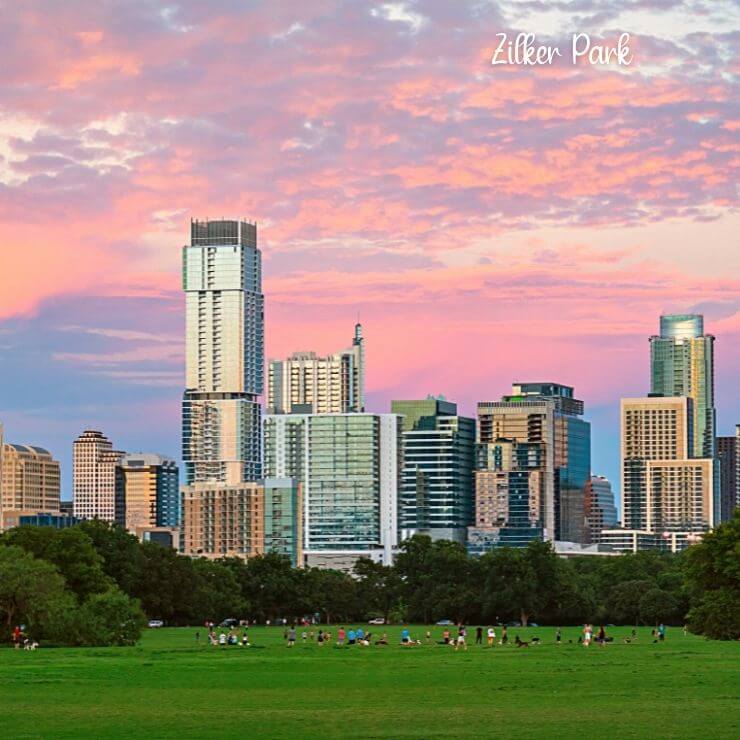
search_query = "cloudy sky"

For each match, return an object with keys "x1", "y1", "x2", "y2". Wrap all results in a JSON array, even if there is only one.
[{"x1": 0, "y1": 0, "x2": 738, "y2": 499}]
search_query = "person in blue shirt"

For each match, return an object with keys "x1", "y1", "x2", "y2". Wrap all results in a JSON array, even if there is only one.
[
  {"x1": 347, "y1": 629, "x2": 356, "y2": 645},
  {"x1": 357, "y1": 628, "x2": 365, "y2": 641},
  {"x1": 401, "y1": 627, "x2": 410, "y2": 644}
]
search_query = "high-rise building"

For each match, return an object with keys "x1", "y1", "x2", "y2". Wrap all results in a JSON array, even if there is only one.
[
  {"x1": 182, "y1": 219, "x2": 264, "y2": 486},
  {"x1": 180, "y1": 477, "x2": 302, "y2": 563},
  {"x1": 1, "y1": 443, "x2": 61, "y2": 514},
  {"x1": 115, "y1": 453, "x2": 179, "y2": 533},
  {"x1": 621, "y1": 397, "x2": 714, "y2": 534},
  {"x1": 268, "y1": 324, "x2": 365, "y2": 414},
  {"x1": 72, "y1": 430, "x2": 124, "y2": 522},
  {"x1": 473, "y1": 382, "x2": 590, "y2": 548},
  {"x1": 391, "y1": 398, "x2": 474, "y2": 543},
  {"x1": 264, "y1": 413, "x2": 402, "y2": 569},
  {"x1": 181, "y1": 482, "x2": 264, "y2": 559},
  {"x1": 583, "y1": 475, "x2": 618, "y2": 544},
  {"x1": 650, "y1": 314, "x2": 716, "y2": 459},
  {"x1": 717, "y1": 428, "x2": 738, "y2": 521},
  {"x1": 263, "y1": 477, "x2": 303, "y2": 566}
]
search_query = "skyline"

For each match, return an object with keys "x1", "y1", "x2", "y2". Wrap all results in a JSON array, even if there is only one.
[{"x1": 1, "y1": 1, "x2": 739, "y2": 498}]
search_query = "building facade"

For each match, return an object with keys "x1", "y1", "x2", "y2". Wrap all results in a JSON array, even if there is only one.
[
  {"x1": 72, "y1": 430, "x2": 124, "y2": 522},
  {"x1": 116, "y1": 453, "x2": 179, "y2": 533},
  {"x1": 264, "y1": 413, "x2": 402, "y2": 567},
  {"x1": 268, "y1": 324, "x2": 365, "y2": 415},
  {"x1": 717, "y1": 429, "x2": 738, "y2": 521},
  {"x1": 181, "y1": 482, "x2": 264, "y2": 559},
  {"x1": 263, "y1": 477, "x2": 303, "y2": 566},
  {"x1": 650, "y1": 314, "x2": 716, "y2": 459},
  {"x1": 391, "y1": 398, "x2": 475, "y2": 543},
  {"x1": 583, "y1": 475, "x2": 618, "y2": 544},
  {"x1": 1, "y1": 443, "x2": 61, "y2": 514},
  {"x1": 621, "y1": 396, "x2": 714, "y2": 536},
  {"x1": 182, "y1": 219, "x2": 264, "y2": 486},
  {"x1": 473, "y1": 382, "x2": 590, "y2": 549}
]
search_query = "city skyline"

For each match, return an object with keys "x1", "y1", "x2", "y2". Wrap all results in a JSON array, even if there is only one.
[{"x1": 0, "y1": 2, "x2": 738, "y2": 499}]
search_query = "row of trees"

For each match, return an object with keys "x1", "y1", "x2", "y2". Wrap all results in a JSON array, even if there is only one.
[{"x1": 1, "y1": 512, "x2": 737, "y2": 644}]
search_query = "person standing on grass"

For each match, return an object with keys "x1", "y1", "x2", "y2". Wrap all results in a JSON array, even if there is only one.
[
  {"x1": 658, "y1": 623, "x2": 666, "y2": 641},
  {"x1": 425, "y1": 629, "x2": 431, "y2": 644},
  {"x1": 357, "y1": 627, "x2": 365, "y2": 642},
  {"x1": 348, "y1": 628, "x2": 357, "y2": 646},
  {"x1": 500, "y1": 625, "x2": 508, "y2": 646},
  {"x1": 317, "y1": 629, "x2": 324, "y2": 646},
  {"x1": 337, "y1": 627, "x2": 346, "y2": 646},
  {"x1": 442, "y1": 628, "x2": 451, "y2": 644},
  {"x1": 555, "y1": 628, "x2": 561, "y2": 645},
  {"x1": 455, "y1": 626, "x2": 467, "y2": 652},
  {"x1": 287, "y1": 625, "x2": 297, "y2": 647},
  {"x1": 583, "y1": 624, "x2": 591, "y2": 647},
  {"x1": 487, "y1": 626, "x2": 496, "y2": 647},
  {"x1": 475, "y1": 626, "x2": 483, "y2": 645}
]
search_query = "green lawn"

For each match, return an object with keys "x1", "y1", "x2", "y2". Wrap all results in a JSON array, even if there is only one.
[{"x1": 1, "y1": 625, "x2": 737, "y2": 738}]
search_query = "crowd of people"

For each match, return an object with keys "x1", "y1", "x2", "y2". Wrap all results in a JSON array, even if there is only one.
[{"x1": 197, "y1": 622, "x2": 672, "y2": 651}]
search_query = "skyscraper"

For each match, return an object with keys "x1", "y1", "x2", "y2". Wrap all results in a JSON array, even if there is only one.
[
  {"x1": 391, "y1": 398, "x2": 475, "y2": 543},
  {"x1": 1, "y1": 443, "x2": 61, "y2": 513},
  {"x1": 621, "y1": 397, "x2": 714, "y2": 533},
  {"x1": 115, "y1": 453, "x2": 179, "y2": 533},
  {"x1": 650, "y1": 314, "x2": 716, "y2": 458},
  {"x1": 72, "y1": 430, "x2": 124, "y2": 522},
  {"x1": 267, "y1": 324, "x2": 365, "y2": 414},
  {"x1": 717, "y1": 428, "x2": 738, "y2": 521},
  {"x1": 182, "y1": 219, "x2": 264, "y2": 485},
  {"x1": 474, "y1": 382, "x2": 590, "y2": 547},
  {"x1": 264, "y1": 413, "x2": 402, "y2": 569},
  {"x1": 583, "y1": 475, "x2": 618, "y2": 544}
]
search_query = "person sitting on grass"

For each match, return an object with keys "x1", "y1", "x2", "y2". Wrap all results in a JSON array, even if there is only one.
[
  {"x1": 400, "y1": 626, "x2": 411, "y2": 645},
  {"x1": 375, "y1": 633, "x2": 388, "y2": 645},
  {"x1": 337, "y1": 627, "x2": 346, "y2": 646},
  {"x1": 442, "y1": 628, "x2": 451, "y2": 645}
]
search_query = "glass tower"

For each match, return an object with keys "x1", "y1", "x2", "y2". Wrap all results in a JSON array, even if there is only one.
[
  {"x1": 650, "y1": 314, "x2": 716, "y2": 459},
  {"x1": 182, "y1": 220, "x2": 264, "y2": 485},
  {"x1": 391, "y1": 398, "x2": 475, "y2": 543}
]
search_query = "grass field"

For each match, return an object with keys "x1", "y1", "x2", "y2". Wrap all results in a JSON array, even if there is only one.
[{"x1": 1, "y1": 625, "x2": 738, "y2": 738}]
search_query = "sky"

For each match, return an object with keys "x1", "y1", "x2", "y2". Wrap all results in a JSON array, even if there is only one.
[{"x1": 0, "y1": 0, "x2": 738, "y2": 501}]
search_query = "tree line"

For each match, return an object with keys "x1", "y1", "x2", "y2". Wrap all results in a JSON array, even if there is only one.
[{"x1": 1, "y1": 512, "x2": 737, "y2": 645}]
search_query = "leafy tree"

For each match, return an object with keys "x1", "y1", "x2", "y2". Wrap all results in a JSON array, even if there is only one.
[
  {"x1": 685, "y1": 512, "x2": 740, "y2": 639},
  {"x1": 638, "y1": 588, "x2": 680, "y2": 625},
  {"x1": 354, "y1": 558, "x2": 403, "y2": 622},
  {"x1": 0, "y1": 545, "x2": 73, "y2": 641},
  {"x1": 605, "y1": 579, "x2": 654, "y2": 624},
  {"x1": 0, "y1": 526, "x2": 110, "y2": 601},
  {"x1": 304, "y1": 568, "x2": 358, "y2": 624},
  {"x1": 72, "y1": 588, "x2": 146, "y2": 647},
  {"x1": 77, "y1": 520, "x2": 144, "y2": 595}
]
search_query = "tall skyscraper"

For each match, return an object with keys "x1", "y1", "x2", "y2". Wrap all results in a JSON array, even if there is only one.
[
  {"x1": 115, "y1": 453, "x2": 179, "y2": 533},
  {"x1": 182, "y1": 219, "x2": 264, "y2": 485},
  {"x1": 72, "y1": 430, "x2": 124, "y2": 522},
  {"x1": 474, "y1": 382, "x2": 590, "y2": 547},
  {"x1": 391, "y1": 398, "x2": 475, "y2": 543},
  {"x1": 717, "y1": 429, "x2": 738, "y2": 521},
  {"x1": 621, "y1": 397, "x2": 714, "y2": 533},
  {"x1": 1, "y1": 443, "x2": 61, "y2": 513},
  {"x1": 583, "y1": 475, "x2": 618, "y2": 544},
  {"x1": 267, "y1": 323, "x2": 365, "y2": 414},
  {"x1": 264, "y1": 413, "x2": 402, "y2": 569},
  {"x1": 650, "y1": 314, "x2": 716, "y2": 458}
]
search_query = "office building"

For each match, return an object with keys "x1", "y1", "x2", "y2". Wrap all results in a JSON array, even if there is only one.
[
  {"x1": 264, "y1": 413, "x2": 402, "y2": 569},
  {"x1": 268, "y1": 324, "x2": 365, "y2": 414},
  {"x1": 391, "y1": 398, "x2": 475, "y2": 543},
  {"x1": 474, "y1": 382, "x2": 590, "y2": 548},
  {"x1": 182, "y1": 219, "x2": 264, "y2": 486},
  {"x1": 600, "y1": 528, "x2": 704, "y2": 554},
  {"x1": 1, "y1": 443, "x2": 61, "y2": 514},
  {"x1": 621, "y1": 397, "x2": 714, "y2": 536},
  {"x1": 650, "y1": 314, "x2": 716, "y2": 458},
  {"x1": 1, "y1": 510, "x2": 80, "y2": 531},
  {"x1": 116, "y1": 453, "x2": 179, "y2": 533},
  {"x1": 72, "y1": 430, "x2": 124, "y2": 522},
  {"x1": 583, "y1": 475, "x2": 618, "y2": 544},
  {"x1": 717, "y1": 428, "x2": 738, "y2": 521}
]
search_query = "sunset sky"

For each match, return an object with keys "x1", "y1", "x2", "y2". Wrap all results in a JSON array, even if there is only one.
[{"x1": 0, "y1": 1, "x2": 738, "y2": 499}]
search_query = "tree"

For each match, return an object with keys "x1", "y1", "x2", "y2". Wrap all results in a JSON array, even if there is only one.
[
  {"x1": 0, "y1": 526, "x2": 111, "y2": 601},
  {"x1": 304, "y1": 568, "x2": 358, "y2": 624},
  {"x1": 77, "y1": 520, "x2": 144, "y2": 595},
  {"x1": 605, "y1": 579, "x2": 653, "y2": 624},
  {"x1": 638, "y1": 588, "x2": 680, "y2": 625},
  {"x1": 354, "y1": 558, "x2": 403, "y2": 622},
  {"x1": 0, "y1": 545, "x2": 73, "y2": 641},
  {"x1": 72, "y1": 588, "x2": 146, "y2": 647},
  {"x1": 685, "y1": 512, "x2": 740, "y2": 639}
]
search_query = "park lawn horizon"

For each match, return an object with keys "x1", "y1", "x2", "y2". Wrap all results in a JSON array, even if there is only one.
[{"x1": 1, "y1": 626, "x2": 738, "y2": 739}]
